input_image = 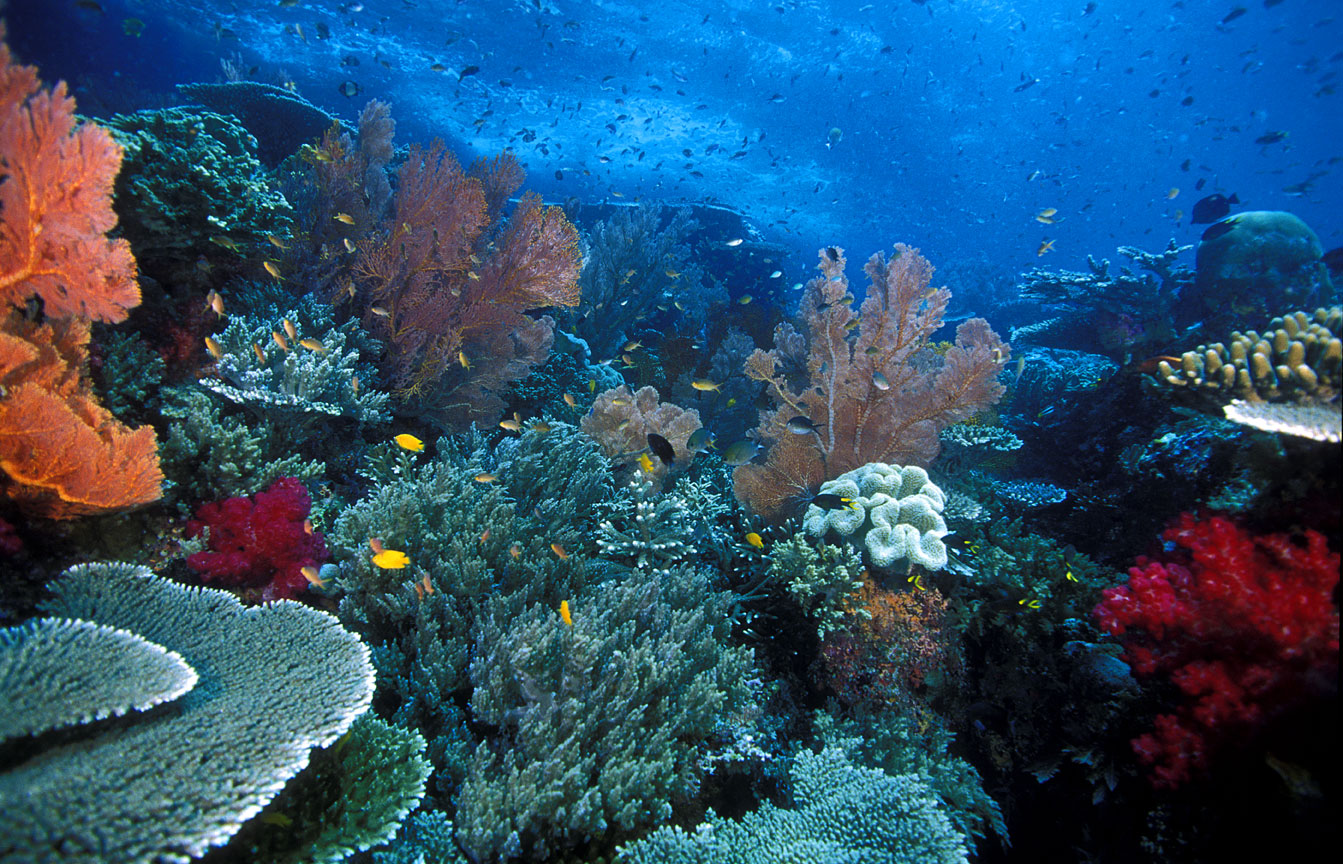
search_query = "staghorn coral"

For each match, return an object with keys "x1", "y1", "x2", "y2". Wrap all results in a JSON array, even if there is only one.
[
  {"x1": 0, "y1": 617, "x2": 197, "y2": 741},
  {"x1": 459, "y1": 562, "x2": 755, "y2": 862},
  {"x1": 766, "y1": 534, "x2": 867, "y2": 638},
  {"x1": 735, "y1": 245, "x2": 1006, "y2": 522},
  {"x1": 596, "y1": 476, "x2": 699, "y2": 574},
  {"x1": 203, "y1": 302, "x2": 389, "y2": 428},
  {"x1": 1155, "y1": 305, "x2": 1342, "y2": 441},
  {"x1": 0, "y1": 315, "x2": 162, "y2": 518},
  {"x1": 159, "y1": 386, "x2": 324, "y2": 506},
  {"x1": 373, "y1": 812, "x2": 467, "y2": 864},
  {"x1": 90, "y1": 328, "x2": 165, "y2": 422},
  {"x1": 803, "y1": 462, "x2": 950, "y2": 572},
  {"x1": 0, "y1": 561, "x2": 374, "y2": 864},
  {"x1": 220, "y1": 714, "x2": 431, "y2": 864},
  {"x1": 580, "y1": 384, "x2": 703, "y2": 487},
  {"x1": 618, "y1": 744, "x2": 968, "y2": 864},
  {"x1": 353, "y1": 145, "x2": 580, "y2": 428}
]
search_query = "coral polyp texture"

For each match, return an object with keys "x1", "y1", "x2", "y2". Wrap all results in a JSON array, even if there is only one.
[{"x1": 803, "y1": 462, "x2": 949, "y2": 571}]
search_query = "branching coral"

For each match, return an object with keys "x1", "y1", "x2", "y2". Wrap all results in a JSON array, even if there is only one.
[
  {"x1": 734, "y1": 245, "x2": 1006, "y2": 522},
  {"x1": 766, "y1": 534, "x2": 866, "y2": 638},
  {"x1": 596, "y1": 476, "x2": 698, "y2": 574}
]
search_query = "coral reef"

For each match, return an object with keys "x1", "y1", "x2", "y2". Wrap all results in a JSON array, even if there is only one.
[
  {"x1": 597, "y1": 476, "x2": 699, "y2": 574},
  {"x1": 1016, "y1": 241, "x2": 1192, "y2": 359},
  {"x1": 185, "y1": 476, "x2": 329, "y2": 602},
  {"x1": 0, "y1": 617, "x2": 197, "y2": 740},
  {"x1": 105, "y1": 107, "x2": 293, "y2": 291},
  {"x1": 0, "y1": 562, "x2": 374, "y2": 863},
  {"x1": 220, "y1": 714, "x2": 431, "y2": 864},
  {"x1": 618, "y1": 744, "x2": 968, "y2": 864},
  {"x1": 177, "y1": 81, "x2": 340, "y2": 166},
  {"x1": 735, "y1": 244, "x2": 1006, "y2": 522},
  {"x1": 802, "y1": 462, "x2": 950, "y2": 572},
  {"x1": 352, "y1": 146, "x2": 581, "y2": 428},
  {"x1": 766, "y1": 534, "x2": 866, "y2": 638},
  {"x1": 581, "y1": 384, "x2": 703, "y2": 486},
  {"x1": 1094, "y1": 513, "x2": 1339, "y2": 789},
  {"x1": 1193, "y1": 211, "x2": 1334, "y2": 329}
]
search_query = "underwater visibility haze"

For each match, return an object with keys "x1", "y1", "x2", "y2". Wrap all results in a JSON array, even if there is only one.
[{"x1": 0, "y1": 0, "x2": 1338, "y2": 862}]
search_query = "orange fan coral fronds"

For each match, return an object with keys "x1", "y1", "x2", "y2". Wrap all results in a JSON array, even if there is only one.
[
  {"x1": 0, "y1": 315, "x2": 162, "y2": 518},
  {"x1": 0, "y1": 36, "x2": 139, "y2": 324}
]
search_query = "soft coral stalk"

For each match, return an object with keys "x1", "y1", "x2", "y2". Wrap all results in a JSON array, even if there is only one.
[{"x1": 1094, "y1": 513, "x2": 1338, "y2": 788}]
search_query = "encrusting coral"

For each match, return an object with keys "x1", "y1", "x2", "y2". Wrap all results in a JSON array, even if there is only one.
[{"x1": 734, "y1": 244, "x2": 1007, "y2": 522}]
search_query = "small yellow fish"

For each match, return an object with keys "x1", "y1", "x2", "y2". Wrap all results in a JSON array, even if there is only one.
[
  {"x1": 908, "y1": 573, "x2": 925, "y2": 591},
  {"x1": 745, "y1": 531, "x2": 764, "y2": 550},
  {"x1": 272, "y1": 330, "x2": 289, "y2": 351},
  {"x1": 299, "y1": 337, "x2": 326, "y2": 352},
  {"x1": 611, "y1": 397, "x2": 632, "y2": 407},
  {"x1": 562, "y1": 392, "x2": 579, "y2": 408},
  {"x1": 251, "y1": 342, "x2": 266, "y2": 364},
  {"x1": 509, "y1": 542, "x2": 523, "y2": 559},
  {"x1": 637, "y1": 453, "x2": 655, "y2": 474},
  {"x1": 351, "y1": 375, "x2": 360, "y2": 396},
  {"x1": 664, "y1": 269, "x2": 680, "y2": 278},
  {"x1": 204, "y1": 336, "x2": 223, "y2": 360},
  {"x1": 371, "y1": 549, "x2": 410, "y2": 569},
  {"x1": 623, "y1": 340, "x2": 642, "y2": 352},
  {"x1": 394, "y1": 434, "x2": 425, "y2": 452},
  {"x1": 300, "y1": 566, "x2": 328, "y2": 588},
  {"x1": 282, "y1": 318, "x2": 297, "y2": 340},
  {"x1": 344, "y1": 237, "x2": 357, "y2": 253},
  {"x1": 334, "y1": 212, "x2": 355, "y2": 225},
  {"x1": 1035, "y1": 214, "x2": 1055, "y2": 224},
  {"x1": 473, "y1": 472, "x2": 499, "y2": 483},
  {"x1": 588, "y1": 379, "x2": 597, "y2": 393},
  {"x1": 550, "y1": 542, "x2": 568, "y2": 560},
  {"x1": 205, "y1": 290, "x2": 225, "y2": 315},
  {"x1": 1037, "y1": 207, "x2": 1058, "y2": 219},
  {"x1": 211, "y1": 235, "x2": 241, "y2": 251},
  {"x1": 691, "y1": 378, "x2": 721, "y2": 392},
  {"x1": 259, "y1": 813, "x2": 293, "y2": 828},
  {"x1": 1166, "y1": 187, "x2": 1179, "y2": 199},
  {"x1": 467, "y1": 270, "x2": 480, "y2": 281},
  {"x1": 1066, "y1": 568, "x2": 1077, "y2": 582},
  {"x1": 530, "y1": 421, "x2": 552, "y2": 434},
  {"x1": 263, "y1": 260, "x2": 282, "y2": 280},
  {"x1": 266, "y1": 234, "x2": 288, "y2": 249},
  {"x1": 1018, "y1": 597, "x2": 1041, "y2": 609},
  {"x1": 559, "y1": 599, "x2": 573, "y2": 626},
  {"x1": 458, "y1": 350, "x2": 471, "y2": 369},
  {"x1": 738, "y1": 294, "x2": 753, "y2": 304},
  {"x1": 499, "y1": 418, "x2": 522, "y2": 432},
  {"x1": 1037, "y1": 239, "x2": 1055, "y2": 257}
]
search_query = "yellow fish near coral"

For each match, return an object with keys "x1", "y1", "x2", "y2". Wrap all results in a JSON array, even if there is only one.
[
  {"x1": 637, "y1": 453, "x2": 656, "y2": 474},
  {"x1": 559, "y1": 600, "x2": 573, "y2": 627},
  {"x1": 394, "y1": 434, "x2": 425, "y2": 452},
  {"x1": 745, "y1": 532, "x2": 764, "y2": 550},
  {"x1": 371, "y1": 549, "x2": 410, "y2": 570}
]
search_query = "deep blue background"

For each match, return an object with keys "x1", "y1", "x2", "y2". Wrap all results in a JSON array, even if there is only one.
[{"x1": 7, "y1": 0, "x2": 1340, "y2": 300}]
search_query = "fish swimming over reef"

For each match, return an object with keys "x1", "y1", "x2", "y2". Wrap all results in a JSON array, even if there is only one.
[{"x1": 1190, "y1": 192, "x2": 1239, "y2": 223}]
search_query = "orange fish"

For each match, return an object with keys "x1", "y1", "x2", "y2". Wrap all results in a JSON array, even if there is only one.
[
  {"x1": 204, "y1": 336, "x2": 223, "y2": 360},
  {"x1": 559, "y1": 599, "x2": 573, "y2": 626},
  {"x1": 550, "y1": 542, "x2": 568, "y2": 560},
  {"x1": 301, "y1": 565, "x2": 327, "y2": 588}
]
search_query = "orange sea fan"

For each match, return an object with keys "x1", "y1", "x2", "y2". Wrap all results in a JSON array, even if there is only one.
[
  {"x1": 0, "y1": 37, "x2": 139, "y2": 324},
  {"x1": 0, "y1": 315, "x2": 162, "y2": 518}
]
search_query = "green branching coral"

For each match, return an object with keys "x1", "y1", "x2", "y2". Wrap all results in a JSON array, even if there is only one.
[
  {"x1": 0, "y1": 562, "x2": 374, "y2": 864},
  {"x1": 221, "y1": 715, "x2": 431, "y2": 864},
  {"x1": 205, "y1": 303, "x2": 389, "y2": 427},
  {"x1": 373, "y1": 812, "x2": 467, "y2": 864},
  {"x1": 618, "y1": 745, "x2": 968, "y2": 864},
  {"x1": 767, "y1": 534, "x2": 867, "y2": 638},
  {"x1": 815, "y1": 709, "x2": 1007, "y2": 852},
  {"x1": 0, "y1": 617, "x2": 198, "y2": 741},
  {"x1": 459, "y1": 563, "x2": 755, "y2": 861},
  {"x1": 803, "y1": 462, "x2": 949, "y2": 571},
  {"x1": 159, "y1": 387, "x2": 325, "y2": 505},
  {"x1": 597, "y1": 476, "x2": 699, "y2": 574},
  {"x1": 106, "y1": 107, "x2": 294, "y2": 290},
  {"x1": 91, "y1": 328, "x2": 165, "y2": 422},
  {"x1": 492, "y1": 420, "x2": 615, "y2": 536}
]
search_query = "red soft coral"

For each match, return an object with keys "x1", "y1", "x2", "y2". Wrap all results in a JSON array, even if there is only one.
[
  {"x1": 1094, "y1": 513, "x2": 1339, "y2": 788},
  {"x1": 185, "y1": 477, "x2": 327, "y2": 602}
]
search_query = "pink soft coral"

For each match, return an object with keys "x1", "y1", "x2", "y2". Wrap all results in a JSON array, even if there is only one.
[
  {"x1": 185, "y1": 477, "x2": 327, "y2": 602},
  {"x1": 1094, "y1": 513, "x2": 1339, "y2": 788}
]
